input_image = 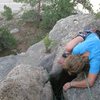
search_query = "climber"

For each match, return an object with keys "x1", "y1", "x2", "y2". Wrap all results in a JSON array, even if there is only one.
[{"x1": 58, "y1": 27, "x2": 100, "y2": 91}]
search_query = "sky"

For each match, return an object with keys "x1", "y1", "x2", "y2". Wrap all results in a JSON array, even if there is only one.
[
  {"x1": 74, "y1": 0, "x2": 100, "y2": 13},
  {"x1": 90, "y1": 0, "x2": 100, "y2": 12},
  {"x1": 0, "y1": 0, "x2": 100, "y2": 12}
]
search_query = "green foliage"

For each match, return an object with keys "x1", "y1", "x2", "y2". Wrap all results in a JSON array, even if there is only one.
[
  {"x1": 73, "y1": 0, "x2": 93, "y2": 13},
  {"x1": 43, "y1": 35, "x2": 52, "y2": 53},
  {"x1": 14, "y1": 0, "x2": 42, "y2": 27},
  {"x1": 95, "y1": 12, "x2": 100, "y2": 19},
  {"x1": 14, "y1": 0, "x2": 93, "y2": 30},
  {"x1": 83, "y1": 0, "x2": 93, "y2": 13},
  {"x1": 2, "y1": 5, "x2": 13, "y2": 20},
  {"x1": 43, "y1": 35, "x2": 56, "y2": 53},
  {"x1": 40, "y1": 0, "x2": 74, "y2": 30},
  {"x1": 21, "y1": 10, "x2": 39, "y2": 24},
  {"x1": 0, "y1": 27, "x2": 17, "y2": 51}
]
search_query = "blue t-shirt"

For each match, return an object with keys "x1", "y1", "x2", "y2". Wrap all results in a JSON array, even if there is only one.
[{"x1": 72, "y1": 33, "x2": 100, "y2": 74}]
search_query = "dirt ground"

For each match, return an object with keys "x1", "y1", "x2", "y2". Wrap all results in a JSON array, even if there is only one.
[
  {"x1": 14, "y1": 22, "x2": 38, "y2": 52},
  {"x1": 0, "y1": 17, "x2": 46, "y2": 56}
]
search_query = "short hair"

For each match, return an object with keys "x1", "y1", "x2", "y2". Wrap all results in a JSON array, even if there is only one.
[{"x1": 62, "y1": 55, "x2": 89, "y2": 75}]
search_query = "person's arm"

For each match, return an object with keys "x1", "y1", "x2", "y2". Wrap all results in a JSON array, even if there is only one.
[
  {"x1": 65, "y1": 36, "x2": 84, "y2": 52},
  {"x1": 58, "y1": 36, "x2": 84, "y2": 65},
  {"x1": 63, "y1": 73, "x2": 97, "y2": 91}
]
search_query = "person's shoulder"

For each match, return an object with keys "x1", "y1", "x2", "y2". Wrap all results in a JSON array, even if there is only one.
[{"x1": 88, "y1": 32, "x2": 98, "y2": 39}]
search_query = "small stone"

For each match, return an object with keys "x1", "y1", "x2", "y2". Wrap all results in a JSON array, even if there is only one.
[{"x1": 10, "y1": 28, "x2": 19, "y2": 34}]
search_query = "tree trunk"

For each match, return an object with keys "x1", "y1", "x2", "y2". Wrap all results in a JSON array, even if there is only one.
[{"x1": 36, "y1": 0, "x2": 41, "y2": 28}]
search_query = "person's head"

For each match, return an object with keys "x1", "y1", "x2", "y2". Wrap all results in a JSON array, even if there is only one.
[
  {"x1": 62, "y1": 55, "x2": 89, "y2": 75},
  {"x1": 84, "y1": 20, "x2": 100, "y2": 33}
]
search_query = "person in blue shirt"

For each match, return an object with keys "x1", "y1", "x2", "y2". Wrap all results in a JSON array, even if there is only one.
[{"x1": 59, "y1": 28, "x2": 100, "y2": 91}]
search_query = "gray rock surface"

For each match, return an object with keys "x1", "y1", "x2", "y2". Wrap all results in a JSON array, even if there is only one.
[
  {"x1": 0, "y1": 64, "x2": 53, "y2": 100},
  {"x1": 0, "y1": 40, "x2": 54, "y2": 100},
  {"x1": 49, "y1": 14, "x2": 94, "y2": 41},
  {"x1": 16, "y1": 41, "x2": 46, "y2": 67},
  {"x1": 39, "y1": 52, "x2": 56, "y2": 73},
  {"x1": 0, "y1": 55, "x2": 19, "y2": 82},
  {"x1": 0, "y1": 36, "x2": 56, "y2": 82}
]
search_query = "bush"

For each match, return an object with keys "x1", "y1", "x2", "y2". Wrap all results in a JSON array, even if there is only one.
[
  {"x1": 40, "y1": 5, "x2": 58, "y2": 30},
  {"x1": 0, "y1": 27, "x2": 17, "y2": 51},
  {"x1": 21, "y1": 10, "x2": 41, "y2": 26},
  {"x1": 43, "y1": 35, "x2": 56, "y2": 53},
  {"x1": 40, "y1": 0, "x2": 74, "y2": 30},
  {"x1": 2, "y1": 5, "x2": 13, "y2": 20},
  {"x1": 95, "y1": 12, "x2": 100, "y2": 19}
]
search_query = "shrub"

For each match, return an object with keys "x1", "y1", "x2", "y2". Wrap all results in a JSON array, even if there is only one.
[
  {"x1": 2, "y1": 5, "x2": 13, "y2": 20},
  {"x1": 40, "y1": 5, "x2": 58, "y2": 30},
  {"x1": 0, "y1": 27, "x2": 17, "y2": 51},
  {"x1": 21, "y1": 10, "x2": 41, "y2": 26},
  {"x1": 95, "y1": 12, "x2": 100, "y2": 19},
  {"x1": 43, "y1": 35, "x2": 56, "y2": 53},
  {"x1": 40, "y1": 0, "x2": 74, "y2": 30}
]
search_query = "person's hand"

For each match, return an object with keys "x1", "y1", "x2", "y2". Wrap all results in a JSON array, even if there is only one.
[{"x1": 63, "y1": 82, "x2": 71, "y2": 91}]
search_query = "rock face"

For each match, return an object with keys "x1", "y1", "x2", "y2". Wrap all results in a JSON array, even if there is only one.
[
  {"x1": 0, "y1": 41, "x2": 54, "y2": 100},
  {"x1": 39, "y1": 52, "x2": 56, "y2": 73},
  {"x1": 49, "y1": 14, "x2": 94, "y2": 41},
  {"x1": 0, "y1": 55, "x2": 19, "y2": 81},
  {"x1": 0, "y1": 64, "x2": 53, "y2": 100},
  {"x1": 16, "y1": 40, "x2": 57, "y2": 72},
  {"x1": 16, "y1": 41, "x2": 46, "y2": 67}
]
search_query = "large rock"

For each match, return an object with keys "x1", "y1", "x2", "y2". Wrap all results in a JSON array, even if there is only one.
[
  {"x1": 16, "y1": 40, "x2": 57, "y2": 72},
  {"x1": 63, "y1": 74, "x2": 100, "y2": 100},
  {"x1": 17, "y1": 41, "x2": 47, "y2": 66},
  {"x1": 39, "y1": 52, "x2": 56, "y2": 73},
  {"x1": 0, "y1": 64, "x2": 53, "y2": 100},
  {"x1": 0, "y1": 40, "x2": 56, "y2": 81},
  {"x1": 0, "y1": 40, "x2": 55, "y2": 100},
  {"x1": 49, "y1": 14, "x2": 94, "y2": 41},
  {"x1": 0, "y1": 55, "x2": 19, "y2": 81}
]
